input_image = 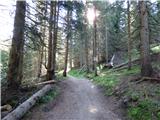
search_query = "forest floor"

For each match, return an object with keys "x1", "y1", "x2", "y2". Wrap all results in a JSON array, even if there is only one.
[{"x1": 22, "y1": 76, "x2": 121, "y2": 120}]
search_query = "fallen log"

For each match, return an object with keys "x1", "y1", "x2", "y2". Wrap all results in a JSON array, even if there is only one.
[
  {"x1": 35, "y1": 80, "x2": 56, "y2": 86},
  {"x1": 113, "y1": 58, "x2": 139, "y2": 69},
  {"x1": 103, "y1": 63, "x2": 113, "y2": 69},
  {"x1": 136, "y1": 77, "x2": 160, "y2": 84},
  {"x1": 22, "y1": 80, "x2": 56, "y2": 89},
  {"x1": 113, "y1": 52, "x2": 160, "y2": 69},
  {"x1": 1, "y1": 111, "x2": 11, "y2": 118},
  {"x1": 2, "y1": 84, "x2": 53, "y2": 120}
]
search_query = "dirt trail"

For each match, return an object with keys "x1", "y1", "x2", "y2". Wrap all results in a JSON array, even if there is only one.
[{"x1": 23, "y1": 76, "x2": 121, "y2": 120}]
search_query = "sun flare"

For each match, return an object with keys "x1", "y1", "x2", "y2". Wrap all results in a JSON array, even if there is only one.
[{"x1": 87, "y1": 8, "x2": 95, "y2": 25}]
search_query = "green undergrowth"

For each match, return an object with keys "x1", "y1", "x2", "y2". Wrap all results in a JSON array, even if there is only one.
[
  {"x1": 69, "y1": 66, "x2": 140, "y2": 96},
  {"x1": 37, "y1": 88, "x2": 59, "y2": 104},
  {"x1": 128, "y1": 99, "x2": 160, "y2": 120},
  {"x1": 120, "y1": 66, "x2": 140, "y2": 76},
  {"x1": 68, "y1": 69, "x2": 88, "y2": 78},
  {"x1": 91, "y1": 72, "x2": 119, "y2": 95},
  {"x1": 126, "y1": 83, "x2": 160, "y2": 120},
  {"x1": 56, "y1": 72, "x2": 66, "y2": 81}
]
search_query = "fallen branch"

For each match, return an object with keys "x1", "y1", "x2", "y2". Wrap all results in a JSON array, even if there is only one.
[
  {"x1": 35, "y1": 80, "x2": 56, "y2": 86},
  {"x1": 22, "y1": 80, "x2": 56, "y2": 89},
  {"x1": 113, "y1": 52, "x2": 159, "y2": 69},
  {"x1": 2, "y1": 84, "x2": 53, "y2": 120},
  {"x1": 136, "y1": 77, "x2": 160, "y2": 84},
  {"x1": 113, "y1": 58, "x2": 139, "y2": 69},
  {"x1": 106, "y1": 64, "x2": 137, "y2": 73},
  {"x1": 112, "y1": 66, "x2": 128, "y2": 72}
]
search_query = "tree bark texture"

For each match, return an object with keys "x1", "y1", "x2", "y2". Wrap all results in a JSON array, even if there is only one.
[
  {"x1": 47, "y1": 1, "x2": 54, "y2": 80},
  {"x1": 139, "y1": 1, "x2": 153, "y2": 77},
  {"x1": 7, "y1": 1, "x2": 26, "y2": 89},
  {"x1": 84, "y1": 7, "x2": 89, "y2": 73},
  {"x1": 93, "y1": 5, "x2": 98, "y2": 76},
  {"x1": 127, "y1": 0, "x2": 132, "y2": 70},
  {"x1": 63, "y1": 9, "x2": 72, "y2": 77},
  {"x1": 52, "y1": 1, "x2": 59, "y2": 78},
  {"x1": 37, "y1": 1, "x2": 47, "y2": 78}
]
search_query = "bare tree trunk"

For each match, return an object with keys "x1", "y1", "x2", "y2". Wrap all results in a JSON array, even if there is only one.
[
  {"x1": 37, "y1": 1, "x2": 47, "y2": 78},
  {"x1": 44, "y1": 46, "x2": 48, "y2": 69},
  {"x1": 52, "y1": 1, "x2": 59, "y2": 78},
  {"x1": 63, "y1": 10, "x2": 72, "y2": 77},
  {"x1": 69, "y1": 37, "x2": 73, "y2": 69},
  {"x1": 37, "y1": 47, "x2": 43, "y2": 78},
  {"x1": 127, "y1": 0, "x2": 132, "y2": 70},
  {"x1": 93, "y1": 5, "x2": 98, "y2": 76},
  {"x1": 105, "y1": 3, "x2": 108, "y2": 64},
  {"x1": 83, "y1": 6, "x2": 89, "y2": 72},
  {"x1": 7, "y1": 1, "x2": 26, "y2": 89},
  {"x1": 47, "y1": 1, "x2": 54, "y2": 80},
  {"x1": 63, "y1": 35, "x2": 69, "y2": 77},
  {"x1": 80, "y1": 34, "x2": 84, "y2": 68},
  {"x1": 139, "y1": 1, "x2": 153, "y2": 77},
  {"x1": 105, "y1": 26, "x2": 108, "y2": 63},
  {"x1": 84, "y1": 31, "x2": 89, "y2": 72}
]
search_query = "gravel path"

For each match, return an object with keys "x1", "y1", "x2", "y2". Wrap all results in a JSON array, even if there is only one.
[{"x1": 23, "y1": 76, "x2": 121, "y2": 120}]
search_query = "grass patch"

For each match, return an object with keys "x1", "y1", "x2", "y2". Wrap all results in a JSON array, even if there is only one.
[
  {"x1": 128, "y1": 99, "x2": 160, "y2": 120},
  {"x1": 92, "y1": 72, "x2": 119, "y2": 95},
  {"x1": 37, "y1": 88, "x2": 59, "y2": 104},
  {"x1": 120, "y1": 66, "x2": 140, "y2": 76},
  {"x1": 68, "y1": 69, "x2": 87, "y2": 78},
  {"x1": 56, "y1": 72, "x2": 66, "y2": 81}
]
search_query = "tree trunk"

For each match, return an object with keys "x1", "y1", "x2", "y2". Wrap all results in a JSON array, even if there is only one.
[
  {"x1": 7, "y1": 1, "x2": 26, "y2": 89},
  {"x1": 47, "y1": 1, "x2": 54, "y2": 80},
  {"x1": 127, "y1": 0, "x2": 132, "y2": 70},
  {"x1": 105, "y1": 26, "x2": 108, "y2": 63},
  {"x1": 139, "y1": 1, "x2": 153, "y2": 77},
  {"x1": 2, "y1": 85, "x2": 53, "y2": 120},
  {"x1": 105, "y1": 3, "x2": 108, "y2": 64},
  {"x1": 93, "y1": 5, "x2": 98, "y2": 76},
  {"x1": 52, "y1": 1, "x2": 59, "y2": 78},
  {"x1": 37, "y1": 47, "x2": 43, "y2": 78},
  {"x1": 69, "y1": 37, "x2": 73, "y2": 69},
  {"x1": 37, "y1": 1, "x2": 47, "y2": 78},
  {"x1": 63, "y1": 10, "x2": 72, "y2": 77},
  {"x1": 84, "y1": 32, "x2": 89, "y2": 72},
  {"x1": 83, "y1": 6, "x2": 89, "y2": 72}
]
